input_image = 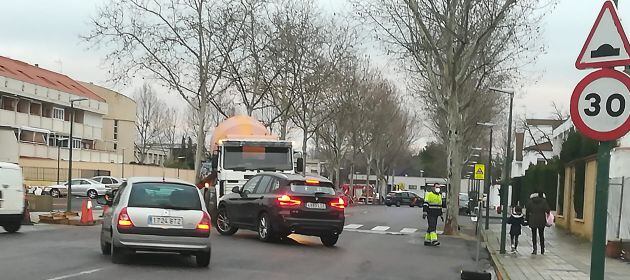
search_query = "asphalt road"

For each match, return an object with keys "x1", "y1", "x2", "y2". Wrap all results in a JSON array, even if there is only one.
[{"x1": 1, "y1": 205, "x2": 492, "y2": 280}]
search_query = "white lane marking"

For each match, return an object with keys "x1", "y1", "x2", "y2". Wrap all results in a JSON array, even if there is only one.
[
  {"x1": 371, "y1": 226, "x2": 390, "y2": 231},
  {"x1": 400, "y1": 228, "x2": 418, "y2": 233},
  {"x1": 46, "y1": 268, "x2": 104, "y2": 280},
  {"x1": 344, "y1": 224, "x2": 363, "y2": 229},
  {"x1": 344, "y1": 228, "x2": 405, "y2": 235}
]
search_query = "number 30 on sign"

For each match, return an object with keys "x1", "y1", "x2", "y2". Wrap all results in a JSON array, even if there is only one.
[{"x1": 570, "y1": 68, "x2": 630, "y2": 141}]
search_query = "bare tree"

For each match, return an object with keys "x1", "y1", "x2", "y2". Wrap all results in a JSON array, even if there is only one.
[
  {"x1": 83, "y1": 0, "x2": 248, "y2": 182},
  {"x1": 551, "y1": 101, "x2": 569, "y2": 121},
  {"x1": 355, "y1": 0, "x2": 550, "y2": 234},
  {"x1": 134, "y1": 83, "x2": 167, "y2": 163},
  {"x1": 224, "y1": 0, "x2": 283, "y2": 116}
]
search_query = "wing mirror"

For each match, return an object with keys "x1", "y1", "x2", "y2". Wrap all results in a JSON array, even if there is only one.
[
  {"x1": 211, "y1": 151, "x2": 219, "y2": 171},
  {"x1": 296, "y1": 158, "x2": 304, "y2": 173},
  {"x1": 232, "y1": 186, "x2": 241, "y2": 194}
]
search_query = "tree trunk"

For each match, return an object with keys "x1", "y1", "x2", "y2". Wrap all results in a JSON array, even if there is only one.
[
  {"x1": 280, "y1": 117, "x2": 288, "y2": 140},
  {"x1": 444, "y1": 96, "x2": 464, "y2": 235},
  {"x1": 302, "y1": 127, "x2": 308, "y2": 176},
  {"x1": 194, "y1": 100, "x2": 208, "y2": 184}
]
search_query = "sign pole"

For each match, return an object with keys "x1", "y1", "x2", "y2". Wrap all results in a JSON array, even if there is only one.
[{"x1": 590, "y1": 140, "x2": 614, "y2": 279}]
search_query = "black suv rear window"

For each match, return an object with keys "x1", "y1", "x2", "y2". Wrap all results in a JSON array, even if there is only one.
[
  {"x1": 290, "y1": 182, "x2": 336, "y2": 195},
  {"x1": 128, "y1": 182, "x2": 202, "y2": 210}
]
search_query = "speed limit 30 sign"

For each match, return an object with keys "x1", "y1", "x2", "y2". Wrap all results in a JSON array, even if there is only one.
[{"x1": 570, "y1": 68, "x2": 630, "y2": 141}]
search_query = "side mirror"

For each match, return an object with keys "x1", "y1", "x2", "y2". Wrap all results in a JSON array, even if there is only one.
[
  {"x1": 232, "y1": 186, "x2": 241, "y2": 194},
  {"x1": 211, "y1": 152, "x2": 219, "y2": 170},
  {"x1": 296, "y1": 158, "x2": 304, "y2": 173}
]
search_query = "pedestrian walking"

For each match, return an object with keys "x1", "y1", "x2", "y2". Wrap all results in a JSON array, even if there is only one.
[
  {"x1": 422, "y1": 183, "x2": 443, "y2": 246},
  {"x1": 526, "y1": 191, "x2": 550, "y2": 255},
  {"x1": 507, "y1": 205, "x2": 526, "y2": 252}
]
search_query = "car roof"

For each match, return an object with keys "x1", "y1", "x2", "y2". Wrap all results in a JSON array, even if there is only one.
[
  {"x1": 0, "y1": 162, "x2": 20, "y2": 170},
  {"x1": 257, "y1": 172, "x2": 333, "y2": 184},
  {"x1": 126, "y1": 177, "x2": 195, "y2": 186}
]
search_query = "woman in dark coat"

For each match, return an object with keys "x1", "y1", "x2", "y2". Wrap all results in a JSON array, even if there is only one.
[{"x1": 526, "y1": 192, "x2": 551, "y2": 255}]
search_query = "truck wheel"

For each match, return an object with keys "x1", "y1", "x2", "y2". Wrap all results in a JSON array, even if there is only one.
[
  {"x1": 396, "y1": 201, "x2": 401, "y2": 207},
  {"x1": 2, "y1": 223, "x2": 21, "y2": 233}
]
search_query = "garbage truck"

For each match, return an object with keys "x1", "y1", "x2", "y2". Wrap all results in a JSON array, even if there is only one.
[{"x1": 197, "y1": 115, "x2": 303, "y2": 219}]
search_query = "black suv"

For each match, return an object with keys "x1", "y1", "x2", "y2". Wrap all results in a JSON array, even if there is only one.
[
  {"x1": 214, "y1": 173, "x2": 345, "y2": 247},
  {"x1": 385, "y1": 191, "x2": 423, "y2": 207}
]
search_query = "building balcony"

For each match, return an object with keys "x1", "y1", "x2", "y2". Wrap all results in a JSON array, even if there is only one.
[
  {"x1": 0, "y1": 109, "x2": 101, "y2": 140},
  {"x1": 19, "y1": 142, "x2": 122, "y2": 163}
]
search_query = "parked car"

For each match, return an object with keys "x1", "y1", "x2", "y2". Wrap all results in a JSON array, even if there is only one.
[
  {"x1": 98, "y1": 177, "x2": 211, "y2": 267},
  {"x1": 0, "y1": 162, "x2": 25, "y2": 233},
  {"x1": 92, "y1": 176, "x2": 124, "y2": 195},
  {"x1": 45, "y1": 178, "x2": 109, "y2": 199},
  {"x1": 385, "y1": 191, "x2": 423, "y2": 207},
  {"x1": 215, "y1": 173, "x2": 345, "y2": 247}
]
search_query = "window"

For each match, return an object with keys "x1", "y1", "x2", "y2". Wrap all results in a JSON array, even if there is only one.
[
  {"x1": 112, "y1": 182, "x2": 127, "y2": 206},
  {"x1": 101, "y1": 178, "x2": 113, "y2": 185},
  {"x1": 290, "y1": 182, "x2": 336, "y2": 195},
  {"x1": 53, "y1": 107, "x2": 64, "y2": 120},
  {"x1": 113, "y1": 120, "x2": 119, "y2": 140},
  {"x1": 113, "y1": 143, "x2": 118, "y2": 150},
  {"x1": 255, "y1": 176, "x2": 273, "y2": 194},
  {"x1": 409, "y1": 185, "x2": 417, "y2": 190},
  {"x1": 128, "y1": 182, "x2": 202, "y2": 210},
  {"x1": 242, "y1": 176, "x2": 262, "y2": 195},
  {"x1": 71, "y1": 139, "x2": 81, "y2": 149}
]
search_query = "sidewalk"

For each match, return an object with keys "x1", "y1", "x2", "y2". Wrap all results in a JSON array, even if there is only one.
[{"x1": 485, "y1": 224, "x2": 630, "y2": 280}]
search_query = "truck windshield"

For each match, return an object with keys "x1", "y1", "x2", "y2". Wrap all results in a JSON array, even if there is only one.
[{"x1": 223, "y1": 146, "x2": 293, "y2": 171}]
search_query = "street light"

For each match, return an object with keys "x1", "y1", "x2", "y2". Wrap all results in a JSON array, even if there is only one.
[
  {"x1": 56, "y1": 137, "x2": 68, "y2": 185},
  {"x1": 67, "y1": 98, "x2": 87, "y2": 213},
  {"x1": 477, "y1": 122, "x2": 495, "y2": 230},
  {"x1": 177, "y1": 156, "x2": 186, "y2": 178},
  {"x1": 489, "y1": 87, "x2": 515, "y2": 254}
]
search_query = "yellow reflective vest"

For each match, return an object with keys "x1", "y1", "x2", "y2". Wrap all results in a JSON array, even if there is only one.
[{"x1": 423, "y1": 191, "x2": 443, "y2": 216}]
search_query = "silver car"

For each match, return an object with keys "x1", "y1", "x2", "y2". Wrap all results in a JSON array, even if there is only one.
[{"x1": 98, "y1": 177, "x2": 211, "y2": 267}]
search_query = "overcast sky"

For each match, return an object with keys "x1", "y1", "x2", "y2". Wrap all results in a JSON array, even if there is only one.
[{"x1": 0, "y1": 0, "x2": 625, "y2": 148}]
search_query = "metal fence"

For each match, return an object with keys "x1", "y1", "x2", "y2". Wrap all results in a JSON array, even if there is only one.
[
  {"x1": 22, "y1": 167, "x2": 110, "y2": 183},
  {"x1": 608, "y1": 177, "x2": 630, "y2": 240}
]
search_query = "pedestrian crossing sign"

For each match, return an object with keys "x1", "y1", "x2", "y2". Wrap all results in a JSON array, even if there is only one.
[{"x1": 474, "y1": 164, "x2": 485, "y2": 180}]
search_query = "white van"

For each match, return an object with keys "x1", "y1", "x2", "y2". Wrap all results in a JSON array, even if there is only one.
[{"x1": 0, "y1": 162, "x2": 25, "y2": 233}]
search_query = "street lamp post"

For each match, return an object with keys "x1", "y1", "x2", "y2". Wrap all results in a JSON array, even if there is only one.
[
  {"x1": 121, "y1": 148, "x2": 126, "y2": 178},
  {"x1": 67, "y1": 98, "x2": 87, "y2": 213},
  {"x1": 477, "y1": 122, "x2": 495, "y2": 230},
  {"x1": 56, "y1": 137, "x2": 69, "y2": 185},
  {"x1": 177, "y1": 156, "x2": 186, "y2": 178},
  {"x1": 489, "y1": 87, "x2": 515, "y2": 254}
]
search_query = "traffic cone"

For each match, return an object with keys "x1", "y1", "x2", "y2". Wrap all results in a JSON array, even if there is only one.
[{"x1": 80, "y1": 199, "x2": 94, "y2": 224}]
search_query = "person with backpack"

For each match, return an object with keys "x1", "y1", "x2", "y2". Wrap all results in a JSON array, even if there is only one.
[{"x1": 526, "y1": 192, "x2": 551, "y2": 255}]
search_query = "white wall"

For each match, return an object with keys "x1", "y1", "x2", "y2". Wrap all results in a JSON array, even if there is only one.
[{"x1": 83, "y1": 111, "x2": 103, "y2": 129}]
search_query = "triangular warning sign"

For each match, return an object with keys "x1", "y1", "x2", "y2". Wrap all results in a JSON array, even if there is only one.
[
  {"x1": 476, "y1": 168, "x2": 483, "y2": 174},
  {"x1": 576, "y1": 0, "x2": 630, "y2": 69}
]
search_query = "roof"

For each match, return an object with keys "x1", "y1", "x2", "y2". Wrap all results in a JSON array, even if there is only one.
[
  {"x1": 260, "y1": 172, "x2": 333, "y2": 183},
  {"x1": 0, "y1": 56, "x2": 105, "y2": 102},
  {"x1": 126, "y1": 177, "x2": 195, "y2": 185},
  {"x1": 526, "y1": 119, "x2": 564, "y2": 129},
  {"x1": 524, "y1": 141, "x2": 554, "y2": 152}
]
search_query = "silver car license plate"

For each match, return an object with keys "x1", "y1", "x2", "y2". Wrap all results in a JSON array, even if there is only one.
[
  {"x1": 306, "y1": 202, "x2": 326, "y2": 209},
  {"x1": 149, "y1": 216, "x2": 183, "y2": 226}
]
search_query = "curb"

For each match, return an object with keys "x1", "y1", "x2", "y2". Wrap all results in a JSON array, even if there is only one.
[{"x1": 481, "y1": 230, "x2": 509, "y2": 280}]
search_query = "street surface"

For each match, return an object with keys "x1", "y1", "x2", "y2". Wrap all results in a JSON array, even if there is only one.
[{"x1": 2, "y1": 205, "x2": 490, "y2": 280}]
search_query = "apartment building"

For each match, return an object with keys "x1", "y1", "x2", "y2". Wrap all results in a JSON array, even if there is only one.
[
  {"x1": 0, "y1": 55, "x2": 122, "y2": 163},
  {"x1": 511, "y1": 119, "x2": 564, "y2": 178}
]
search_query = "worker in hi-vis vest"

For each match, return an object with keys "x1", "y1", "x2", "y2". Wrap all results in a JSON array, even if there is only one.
[{"x1": 422, "y1": 183, "x2": 443, "y2": 246}]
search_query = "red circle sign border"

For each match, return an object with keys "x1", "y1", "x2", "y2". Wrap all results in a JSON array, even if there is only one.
[{"x1": 570, "y1": 68, "x2": 630, "y2": 141}]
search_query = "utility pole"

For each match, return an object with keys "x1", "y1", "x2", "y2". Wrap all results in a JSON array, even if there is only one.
[{"x1": 67, "y1": 98, "x2": 87, "y2": 213}]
